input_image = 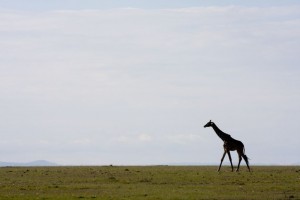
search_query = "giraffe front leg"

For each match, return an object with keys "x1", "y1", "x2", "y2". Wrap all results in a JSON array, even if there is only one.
[
  {"x1": 227, "y1": 151, "x2": 234, "y2": 172},
  {"x1": 236, "y1": 154, "x2": 242, "y2": 172},
  {"x1": 218, "y1": 151, "x2": 226, "y2": 172}
]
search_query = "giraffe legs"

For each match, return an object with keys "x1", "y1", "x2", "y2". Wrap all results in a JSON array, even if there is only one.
[
  {"x1": 236, "y1": 154, "x2": 242, "y2": 172},
  {"x1": 236, "y1": 150, "x2": 251, "y2": 172},
  {"x1": 227, "y1": 151, "x2": 234, "y2": 172},
  {"x1": 242, "y1": 154, "x2": 251, "y2": 172},
  {"x1": 218, "y1": 151, "x2": 226, "y2": 172}
]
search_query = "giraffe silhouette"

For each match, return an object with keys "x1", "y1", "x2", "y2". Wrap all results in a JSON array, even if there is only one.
[{"x1": 204, "y1": 120, "x2": 250, "y2": 172}]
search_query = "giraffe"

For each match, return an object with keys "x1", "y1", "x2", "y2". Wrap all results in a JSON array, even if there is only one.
[{"x1": 204, "y1": 120, "x2": 250, "y2": 172}]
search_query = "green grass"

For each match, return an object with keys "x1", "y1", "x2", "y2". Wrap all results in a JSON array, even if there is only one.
[{"x1": 0, "y1": 166, "x2": 299, "y2": 199}]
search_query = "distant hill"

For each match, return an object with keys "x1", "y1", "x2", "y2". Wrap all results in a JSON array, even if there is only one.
[{"x1": 0, "y1": 160, "x2": 58, "y2": 167}]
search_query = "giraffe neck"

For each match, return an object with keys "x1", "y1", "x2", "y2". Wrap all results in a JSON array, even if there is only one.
[{"x1": 211, "y1": 123, "x2": 229, "y2": 141}]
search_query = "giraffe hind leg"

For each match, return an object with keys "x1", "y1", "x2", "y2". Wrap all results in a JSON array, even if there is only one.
[{"x1": 242, "y1": 154, "x2": 251, "y2": 172}]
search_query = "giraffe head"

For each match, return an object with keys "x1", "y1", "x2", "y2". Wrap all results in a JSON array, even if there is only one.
[{"x1": 204, "y1": 120, "x2": 214, "y2": 128}]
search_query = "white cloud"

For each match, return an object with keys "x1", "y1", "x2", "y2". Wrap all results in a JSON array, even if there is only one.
[
  {"x1": 114, "y1": 133, "x2": 153, "y2": 144},
  {"x1": 138, "y1": 133, "x2": 152, "y2": 142},
  {"x1": 165, "y1": 134, "x2": 202, "y2": 145}
]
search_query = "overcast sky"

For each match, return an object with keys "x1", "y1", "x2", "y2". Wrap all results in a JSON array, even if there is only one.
[{"x1": 0, "y1": 1, "x2": 299, "y2": 165}]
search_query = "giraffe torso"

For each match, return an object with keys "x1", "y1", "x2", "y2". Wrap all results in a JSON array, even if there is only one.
[
  {"x1": 211, "y1": 123, "x2": 245, "y2": 152},
  {"x1": 223, "y1": 137, "x2": 244, "y2": 151}
]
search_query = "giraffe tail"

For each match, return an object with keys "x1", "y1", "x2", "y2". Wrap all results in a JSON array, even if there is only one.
[{"x1": 243, "y1": 147, "x2": 250, "y2": 161}]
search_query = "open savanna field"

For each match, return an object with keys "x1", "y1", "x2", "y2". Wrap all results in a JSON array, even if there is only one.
[{"x1": 0, "y1": 166, "x2": 299, "y2": 200}]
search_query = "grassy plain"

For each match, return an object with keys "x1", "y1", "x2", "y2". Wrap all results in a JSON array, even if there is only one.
[{"x1": 0, "y1": 166, "x2": 299, "y2": 200}]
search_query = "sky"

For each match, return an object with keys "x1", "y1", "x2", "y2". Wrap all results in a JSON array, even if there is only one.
[{"x1": 0, "y1": 1, "x2": 300, "y2": 166}]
